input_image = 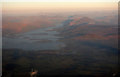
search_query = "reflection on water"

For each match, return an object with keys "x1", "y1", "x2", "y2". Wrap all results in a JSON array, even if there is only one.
[{"x1": 3, "y1": 24, "x2": 65, "y2": 50}]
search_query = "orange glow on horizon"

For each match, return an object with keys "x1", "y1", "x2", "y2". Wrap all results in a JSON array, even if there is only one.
[{"x1": 2, "y1": 2, "x2": 117, "y2": 14}]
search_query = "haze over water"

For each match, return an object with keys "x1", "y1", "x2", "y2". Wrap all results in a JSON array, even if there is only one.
[{"x1": 3, "y1": 24, "x2": 65, "y2": 50}]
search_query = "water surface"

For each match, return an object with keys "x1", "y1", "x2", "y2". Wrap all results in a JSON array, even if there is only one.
[{"x1": 3, "y1": 24, "x2": 65, "y2": 50}]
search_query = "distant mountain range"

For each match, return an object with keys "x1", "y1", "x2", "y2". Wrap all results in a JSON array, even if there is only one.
[
  {"x1": 3, "y1": 15, "x2": 117, "y2": 40},
  {"x1": 3, "y1": 16, "x2": 67, "y2": 36},
  {"x1": 59, "y1": 16, "x2": 118, "y2": 41},
  {"x1": 64, "y1": 15, "x2": 117, "y2": 26},
  {"x1": 64, "y1": 17, "x2": 95, "y2": 26}
]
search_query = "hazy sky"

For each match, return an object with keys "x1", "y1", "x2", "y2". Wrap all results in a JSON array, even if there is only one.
[
  {"x1": 2, "y1": 2, "x2": 118, "y2": 15},
  {"x1": 1, "y1": 0, "x2": 119, "y2": 2}
]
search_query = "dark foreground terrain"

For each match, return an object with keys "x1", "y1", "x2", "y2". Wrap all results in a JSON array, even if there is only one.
[{"x1": 2, "y1": 15, "x2": 119, "y2": 77}]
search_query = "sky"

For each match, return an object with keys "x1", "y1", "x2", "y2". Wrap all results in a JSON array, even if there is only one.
[
  {"x1": 3, "y1": 2, "x2": 117, "y2": 11},
  {"x1": 1, "y1": 0, "x2": 119, "y2": 2},
  {"x1": 1, "y1": 0, "x2": 118, "y2": 15}
]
